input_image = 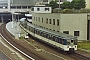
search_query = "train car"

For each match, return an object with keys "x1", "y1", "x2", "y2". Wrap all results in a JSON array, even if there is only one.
[{"x1": 20, "y1": 20, "x2": 77, "y2": 52}]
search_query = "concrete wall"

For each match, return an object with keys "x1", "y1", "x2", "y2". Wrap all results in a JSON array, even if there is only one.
[
  {"x1": 60, "y1": 14, "x2": 87, "y2": 40},
  {"x1": 32, "y1": 13, "x2": 88, "y2": 40},
  {"x1": 32, "y1": 13, "x2": 60, "y2": 31}
]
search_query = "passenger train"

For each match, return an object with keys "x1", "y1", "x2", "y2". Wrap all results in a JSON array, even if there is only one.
[{"x1": 20, "y1": 20, "x2": 77, "y2": 52}]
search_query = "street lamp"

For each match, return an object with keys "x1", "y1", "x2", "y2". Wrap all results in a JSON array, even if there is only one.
[{"x1": 59, "y1": 0, "x2": 60, "y2": 9}]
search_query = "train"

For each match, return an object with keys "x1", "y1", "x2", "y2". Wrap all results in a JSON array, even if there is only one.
[{"x1": 19, "y1": 19, "x2": 78, "y2": 52}]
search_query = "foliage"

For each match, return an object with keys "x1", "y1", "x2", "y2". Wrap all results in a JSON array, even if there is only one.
[
  {"x1": 72, "y1": 0, "x2": 86, "y2": 9},
  {"x1": 62, "y1": 9, "x2": 73, "y2": 13},
  {"x1": 61, "y1": 0, "x2": 86, "y2": 9},
  {"x1": 61, "y1": 1, "x2": 71, "y2": 9},
  {"x1": 48, "y1": 0, "x2": 58, "y2": 9},
  {"x1": 52, "y1": 8, "x2": 90, "y2": 13}
]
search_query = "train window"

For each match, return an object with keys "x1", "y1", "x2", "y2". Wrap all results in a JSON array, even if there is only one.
[
  {"x1": 44, "y1": 33, "x2": 46, "y2": 37},
  {"x1": 46, "y1": 34, "x2": 48, "y2": 38},
  {"x1": 54, "y1": 37, "x2": 58, "y2": 42},
  {"x1": 37, "y1": 30, "x2": 39, "y2": 35},
  {"x1": 62, "y1": 39, "x2": 64, "y2": 44},
  {"x1": 56, "y1": 37, "x2": 59, "y2": 43},
  {"x1": 52, "y1": 36, "x2": 55, "y2": 41},
  {"x1": 41, "y1": 32, "x2": 43, "y2": 36},
  {"x1": 40, "y1": 31, "x2": 42, "y2": 36},
  {"x1": 59, "y1": 39, "x2": 62, "y2": 44},
  {"x1": 32, "y1": 28, "x2": 34, "y2": 33},
  {"x1": 42, "y1": 32, "x2": 44, "y2": 37},
  {"x1": 63, "y1": 39, "x2": 67, "y2": 45},
  {"x1": 55, "y1": 37, "x2": 58, "y2": 42},
  {"x1": 35, "y1": 30, "x2": 37, "y2": 34},
  {"x1": 49, "y1": 34, "x2": 52, "y2": 39},
  {"x1": 32, "y1": 28, "x2": 35, "y2": 33},
  {"x1": 47, "y1": 34, "x2": 49, "y2": 39},
  {"x1": 55, "y1": 37, "x2": 57, "y2": 42},
  {"x1": 36, "y1": 30, "x2": 38, "y2": 34},
  {"x1": 57, "y1": 38, "x2": 60, "y2": 43}
]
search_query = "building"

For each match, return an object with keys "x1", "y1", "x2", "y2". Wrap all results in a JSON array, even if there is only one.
[
  {"x1": 0, "y1": 0, "x2": 36, "y2": 12},
  {"x1": 31, "y1": 5, "x2": 52, "y2": 13},
  {"x1": 31, "y1": 6, "x2": 90, "y2": 41}
]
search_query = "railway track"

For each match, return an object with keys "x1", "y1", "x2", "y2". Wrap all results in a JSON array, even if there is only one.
[
  {"x1": 0, "y1": 24, "x2": 46, "y2": 60},
  {"x1": 0, "y1": 23, "x2": 90, "y2": 60},
  {"x1": 67, "y1": 52, "x2": 90, "y2": 60}
]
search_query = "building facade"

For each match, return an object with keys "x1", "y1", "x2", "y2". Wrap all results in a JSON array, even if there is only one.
[
  {"x1": 32, "y1": 13, "x2": 89, "y2": 40},
  {"x1": 0, "y1": 0, "x2": 36, "y2": 12},
  {"x1": 31, "y1": 6, "x2": 90, "y2": 41}
]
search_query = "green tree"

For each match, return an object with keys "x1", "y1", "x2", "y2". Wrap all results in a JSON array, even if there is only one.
[
  {"x1": 48, "y1": 0, "x2": 58, "y2": 9},
  {"x1": 71, "y1": 0, "x2": 86, "y2": 9},
  {"x1": 61, "y1": 1, "x2": 71, "y2": 9},
  {"x1": 61, "y1": 0, "x2": 86, "y2": 9}
]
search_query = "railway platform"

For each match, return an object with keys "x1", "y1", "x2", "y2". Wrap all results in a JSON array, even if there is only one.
[
  {"x1": 0, "y1": 23, "x2": 29, "y2": 60},
  {"x1": 6, "y1": 21, "x2": 26, "y2": 39}
]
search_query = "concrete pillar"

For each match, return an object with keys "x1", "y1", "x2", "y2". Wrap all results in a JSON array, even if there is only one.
[
  {"x1": 85, "y1": 0, "x2": 90, "y2": 9},
  {"x1": 8, "y1": 0, "x2": 10, "y2": 11}
]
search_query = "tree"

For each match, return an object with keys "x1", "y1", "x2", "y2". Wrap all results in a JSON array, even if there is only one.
[
  {"x1": 71, "y1": 0, "x2": 86, "y2": 9},
  {"x1": 48, "y1": 0, "x2": 58, "y2": 9},
  {"x1": 61, "y1": 1, "x2": 71, "y2": 9},
  {"x1": 61, "y1": 0, "x2": 86, "y2": 9}
]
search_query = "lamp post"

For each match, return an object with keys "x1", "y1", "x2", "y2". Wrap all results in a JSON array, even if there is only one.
[
  {"x1": 12, "y1": 12, "x2": 14, "y2": 28},
  {"x1": 59, "y1": 0, "x2": 60, "y2": 9}
]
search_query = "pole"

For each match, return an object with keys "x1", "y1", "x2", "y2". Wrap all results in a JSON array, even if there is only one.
[
  {"x1": 12, "y1": 13, "x2": 14, "y2": 28},
  {"x1": 8, "y1": 0, "x2": 10, "y2": 11},
  {"x1": 59, "y1": 0, "x2": 60, "y2": 9}
]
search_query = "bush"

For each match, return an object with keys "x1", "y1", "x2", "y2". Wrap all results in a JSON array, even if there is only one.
[{"x1": 62, "y1": 9, "x2": 73, "y2": 13}]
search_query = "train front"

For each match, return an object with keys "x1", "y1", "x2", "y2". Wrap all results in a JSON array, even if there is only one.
[{"x1": 63, "y1": 37, "x2": 77, "y2": 52}]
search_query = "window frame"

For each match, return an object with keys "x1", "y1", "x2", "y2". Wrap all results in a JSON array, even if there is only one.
[{"x1": 74, "y1": 31, "x2": 79, "y2": 36}]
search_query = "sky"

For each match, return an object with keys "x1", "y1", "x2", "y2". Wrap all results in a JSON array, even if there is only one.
[{"x1": 67, "y1": 0, "x2": 72, "y2": 2}]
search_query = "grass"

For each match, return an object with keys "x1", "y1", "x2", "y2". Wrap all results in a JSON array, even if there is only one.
[{"x1": 78, "y1": 41, "x2": 90, "y2": 50}]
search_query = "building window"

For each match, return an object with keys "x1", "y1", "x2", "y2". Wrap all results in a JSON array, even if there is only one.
[
  {"x1": 38, "y1": 17, "x2": 40, "y2": 22},
  {"x1": 57, "y1": 19, "x2": 59, "y2": 26},
  {"x1": 45, "y1": 8, "x2": 49, "y2": 11},
  {"x1": 34, "y1": 17, "x2": 35, "y2": 20},
  {"x1": 49, "y1": 19, "x2": 51, "y2": 24},
  {"x1": 63, "y1": 31, "x2": 69, "y2": 34},
  {"x1": 43, "y1": 0, "x2": 48, "y2": 2},
  {"x1": 42, "y1": 18, "x2": 43, "y2": 23},
  {"x1": 17, "y1": 6, "x2": 21, "y2": 9},
  {"x1": 74, "y1": 31, "x2": 79, "y2": 36},
  {"x1": 55, "y1": 0, "x2": 63, "y2": 2},
  {"x1": 37, "y1": 8, "x2": 40, "y2": 11},
  {"x1": 22, "y1": 6, "x2": 27, "y2": 9},
  {"x1": 57, "y1": 31, "x2": 59, "y2": 32},
  {"x1": 36, "y1": 17, "x2": 37, "y2": 21},
  {"x1": 53, "y1": 30, "x2": 55, "y2": 31},
  {"x1": 46, "y1": 18, "x2": 48, "y2": 24},
  {"x1": 53, "y1": 19, "x2": 55, "y2": 25}
]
